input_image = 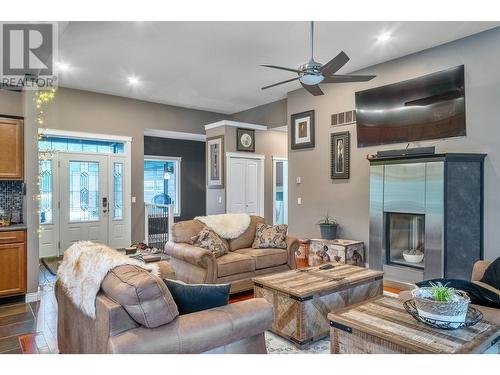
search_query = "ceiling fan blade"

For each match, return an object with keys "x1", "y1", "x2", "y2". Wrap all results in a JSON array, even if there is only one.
[
  {"x1": 320, "y1": 51, "x2": 350, "y2": 77},
  {"x1": 301, "y1": 82, "x2": 324, "y2": 96},
  {"x1": 261, "y1": 77, "x2": 300, "y2": 90},
  {"x1": 322, "y1": 74, "x2": 376, "y2": 83},
  {"x1": 260, "y1": 64, "x2": 301, "y2": 74}
]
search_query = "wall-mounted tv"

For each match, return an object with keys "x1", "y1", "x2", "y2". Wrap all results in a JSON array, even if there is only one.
[{"x1": 355, "y1": 65, "x2": 465, "y2": 148}]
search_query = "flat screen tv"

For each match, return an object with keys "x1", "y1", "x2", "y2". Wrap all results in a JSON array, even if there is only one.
[{"x1": 355, "y1": 65, "x2": 465, "y2": 148}]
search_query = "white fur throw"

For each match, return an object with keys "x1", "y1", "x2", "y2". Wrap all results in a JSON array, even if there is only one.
[
  {"x1": 195, "y1": 213, "x2": 251, "y2": 239},
  {"x1": 57, "y1": 241, "x2": 158, "y2": 319}
]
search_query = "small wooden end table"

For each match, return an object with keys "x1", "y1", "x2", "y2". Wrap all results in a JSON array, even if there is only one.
[
  {"x1": 253, "y1": 263, "x2": 383, "y2": 348},
  {"x1": 328, "y1": 296, "x2": 500, "y2": 354}
]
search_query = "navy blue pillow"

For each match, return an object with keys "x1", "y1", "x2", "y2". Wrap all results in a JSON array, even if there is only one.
[
  {"x1": 164, "y1": 279, "x2": 230, "y2": 315},
  {"x1": 480, "y1": 257, "x2": 500, "y2": 291},
  {"x1": 416, "y1": 278, "x2": 499, "y2": 309}
]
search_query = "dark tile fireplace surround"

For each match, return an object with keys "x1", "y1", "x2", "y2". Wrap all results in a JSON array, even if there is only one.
[{"x1": 369, "y1": 153, "x2": 486, "y2": 285}]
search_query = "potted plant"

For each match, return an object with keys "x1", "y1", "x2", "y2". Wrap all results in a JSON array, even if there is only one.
[
  {"x1": 411, "y1": 282, "x2": 470, "y2": 328},
  {"x1": 317, "y1": 214, "x2": 338, "y2": 240}
]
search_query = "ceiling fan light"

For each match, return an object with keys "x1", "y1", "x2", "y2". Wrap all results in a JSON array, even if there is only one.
[{"x1": 299, "y1": 74, "x2": 324, "y2": 86}]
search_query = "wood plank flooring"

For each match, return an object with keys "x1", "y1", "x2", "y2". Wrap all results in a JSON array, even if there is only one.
[{"x1": 0, "y1": 264, "x2": 57, "y2": 354}]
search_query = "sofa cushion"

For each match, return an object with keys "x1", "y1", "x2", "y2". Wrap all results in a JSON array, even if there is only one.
[
  {"x1": 171, "y1": 219, "x2": 205, "y2": 243},
  {"x1": 235, "y1": 248, "x2": 288, "y2": 269},
  {"x1": 101, "y1": 265, "x2": 179, "y2": 328},
  {"x1": 216, "y1": 252, "x2": 255, "y2": 277},
  {"x1": 252, "y1": 223, "x2": 288, "y2": 249},
  {"x1": 229, "y1": 215, "x2": 265, "y2": 251},
  {"x1": 192, "y1": 227, "x2": 229, "y2": 258},
  {"x1": 164, "y1": 279, "x2": 230, "y2": 315}
]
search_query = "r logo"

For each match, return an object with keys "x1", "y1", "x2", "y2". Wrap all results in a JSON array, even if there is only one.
[{"x1": 2, "y1": 23, "x2": 53, "y2": 76}]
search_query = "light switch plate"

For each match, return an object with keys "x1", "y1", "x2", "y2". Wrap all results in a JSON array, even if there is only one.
[
  {"x1": 297, "y1": 197, "x2": 302, "y2": 205},
  {"x1": 296, "y1": 177, "x2": 301, "y2": 184},
  {"x1": 131, "y1": 196, "x2": 136, "y2": 203}
]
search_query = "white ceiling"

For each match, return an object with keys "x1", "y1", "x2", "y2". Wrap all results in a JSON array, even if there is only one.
[{"x1": 57, "y1": 21, "x2": 499, "y2": 114}]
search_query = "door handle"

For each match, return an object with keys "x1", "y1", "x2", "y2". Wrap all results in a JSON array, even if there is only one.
[{"x1": 102, "y1": 197, "x2": 108, "y2": 213}]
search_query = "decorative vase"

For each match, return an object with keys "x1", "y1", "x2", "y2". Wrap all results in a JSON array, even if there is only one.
[
  {"x1": 319, "y1": 224, "x2": 338, "y2": 240},
  {"x1": 411, "y1": 288, "x2": 470, "y2": 328}
]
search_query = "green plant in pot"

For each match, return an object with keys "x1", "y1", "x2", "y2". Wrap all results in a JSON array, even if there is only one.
[
  {"x1": 411, "y1": 282, "x2": 470, "y2": 328},
  {"x1": 317, "y1": 214, "x2": 338, "y2": 240}
]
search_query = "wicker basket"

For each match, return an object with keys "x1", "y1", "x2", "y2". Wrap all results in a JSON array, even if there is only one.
[{"x1": 411, "y1": 288, "x2": 470, "y2": 328}]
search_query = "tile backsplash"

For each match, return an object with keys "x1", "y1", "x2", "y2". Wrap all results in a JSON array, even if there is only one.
[{"x1": 0, "y1": 181, "x2": 23, "y2": 223}]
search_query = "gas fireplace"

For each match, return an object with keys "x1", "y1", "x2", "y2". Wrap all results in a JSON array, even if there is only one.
[{"x1": 369, "y1": 153, "x2": 485, "y2": 284}]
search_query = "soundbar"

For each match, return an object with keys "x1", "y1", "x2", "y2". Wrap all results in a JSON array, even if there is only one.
[{"x1": 376, "y1": 146, "x2": 436, "y2": 158}]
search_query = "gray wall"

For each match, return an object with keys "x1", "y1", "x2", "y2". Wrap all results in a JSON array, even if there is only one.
[
  {"x1": 230, "y1": 98, "x2": 287, "y2": 128},
  {"x1": 206, "y1": 125, "x2": 287, "y2": 223},
  {"x1": 287, "y1": 27, "x2": 500, "y2": 261},
  {"x1": 0, "y1": 90, "x2": 23, "y2": 116},
  {"x1": 44, "y1": 87, "x2": 226, "y2": 242}
]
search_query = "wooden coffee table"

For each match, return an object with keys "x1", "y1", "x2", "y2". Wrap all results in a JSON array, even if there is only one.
[
  {"x1": 253, "y1": 263, "x2": 383, "y2": 348},
  {"x1": 328, "y1": 296, "x2": 500, "y2": 354}
]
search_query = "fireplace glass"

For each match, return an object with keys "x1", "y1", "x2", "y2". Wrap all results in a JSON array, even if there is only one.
[{"x1": 386, "y1": 213, "x2": 425, "y2": 269}]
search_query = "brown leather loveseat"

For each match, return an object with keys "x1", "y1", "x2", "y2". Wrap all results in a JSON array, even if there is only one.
[{"x1": 164, "y1": 215, "x2": 299, "y2": 293}]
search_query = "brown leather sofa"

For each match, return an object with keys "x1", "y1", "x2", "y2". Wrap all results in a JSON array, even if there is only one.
[
  {"x1": 56, "y1": 264, "x2": 273, "y2": 354},
  {"x1": 164, "y1": 215, "x2": 299, "y2": 293}
]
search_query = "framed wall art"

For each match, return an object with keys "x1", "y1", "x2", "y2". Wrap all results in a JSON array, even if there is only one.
[
  {"x1": 291, "y1": 110, "x2": 315, "y2": 149},
  {"x1": 236, "y1": 128, "x2": 255, "y2": 152},
  {"x1": 331, "y1": 131, "x2": 350, "y2": 179},
  {"x1": 207, "y1": 135, "x2": 224, "y2": 188}
]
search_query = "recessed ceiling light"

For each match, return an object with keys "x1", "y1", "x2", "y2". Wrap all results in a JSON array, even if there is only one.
[
  {"x1": 56, "y1": 61, "x2": 70, "y2": 71},
  {"x1": 377, "y1": 32, "x2": 392, "y2": 42},
  {"x1": 128, "y1": 76, "x2": 140, "y2": 85}
]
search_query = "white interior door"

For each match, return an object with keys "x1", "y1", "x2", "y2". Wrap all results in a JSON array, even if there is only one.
[
  {"x1": 59, "y1": 153, "x2": 109, "y2": 251},
  {"x1": 228, "y1": 158, "x2": 247, "y2": 213},
  {"x1": 226, "y1": 154, "x2": 264, "y2": 217},
  {"x1": 245, "y1": 159, "x2": 259, "y2": 215}
]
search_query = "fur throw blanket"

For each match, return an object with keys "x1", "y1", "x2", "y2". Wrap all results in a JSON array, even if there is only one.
[
  {"x1": 195, "y1": 213, "x2": 251, "y2": 239},
  {"x1": 57, "y1": 241, "x2": 158, "y2": 319}
]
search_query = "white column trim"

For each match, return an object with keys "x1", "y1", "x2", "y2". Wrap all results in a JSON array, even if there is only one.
[{"x1": 225, "y1": 152, "x2": 265, "y2": 160}]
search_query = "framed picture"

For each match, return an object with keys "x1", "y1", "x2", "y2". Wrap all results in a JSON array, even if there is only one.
[
  {"x1": 207, "y1": 135, "x2": 224, "y2": 188},
  {"x1": 291, "y1": 110, "x2": 315, "y2": 149},
  {"x1": 331, "y1": 131, "x2": 350, "y2": 179},
  {"x1": 236, "y1": 128, "x2": 255, "y2": 152}
]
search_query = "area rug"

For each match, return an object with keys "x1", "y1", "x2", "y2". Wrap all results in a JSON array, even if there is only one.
[
  {"x1": 265, "y1": 332, "x2": 330, "y2": 354},
  {"x1": 41, "y1": 256, "x2": 63, "y2": 276}
]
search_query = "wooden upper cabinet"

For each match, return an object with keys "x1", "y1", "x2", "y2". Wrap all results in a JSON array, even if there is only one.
[{"x1": 0, "y1": 118, "x2": 23, "y2": 180}]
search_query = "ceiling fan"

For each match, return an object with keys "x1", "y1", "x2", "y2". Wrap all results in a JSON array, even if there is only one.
[{"x1": 260, "y1": 21, "x2": 376, "y2": 96}]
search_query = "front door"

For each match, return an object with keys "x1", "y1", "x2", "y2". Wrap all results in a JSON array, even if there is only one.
[{"x1": 59, "y1": 153, "x2": 109, "y2": 251}]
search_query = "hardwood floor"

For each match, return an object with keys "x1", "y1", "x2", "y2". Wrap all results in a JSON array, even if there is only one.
[{"x1": 0, "y1": 265, "x2": 57, "y2": 354}]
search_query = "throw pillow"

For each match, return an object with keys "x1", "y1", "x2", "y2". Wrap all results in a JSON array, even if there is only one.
[
  {"x1": 416, "y1": 278, "x2": 499, "y2": 309},
  {"x1": 101, "y1": 265, "x2": 179, "y2": 328},
  {"x1": 252, "y1": 223, "x2": 288, "y2": 249},
  {"x1": 164, "y1": 279, "x2": 230, "y2": 315},
  {"x1": 480, "y1": 257, "x2": 500, "y2": 291},
  {"x1": 191, "y1": 227, "x2": 229, "y2": 257}
]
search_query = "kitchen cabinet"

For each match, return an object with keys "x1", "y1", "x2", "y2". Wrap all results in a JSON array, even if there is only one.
[
  {"x1": 0, "y1": 230, "x2": 26, "y2": 297},
  {"x1": 0, "y1": 117, "x2": 24, "y2": 180}
]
